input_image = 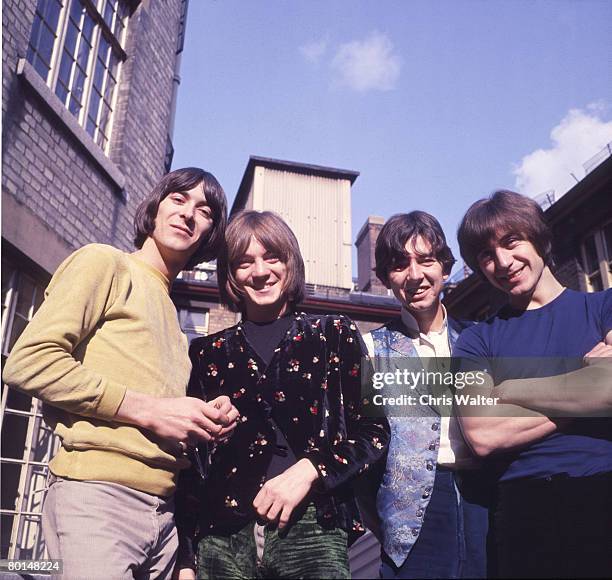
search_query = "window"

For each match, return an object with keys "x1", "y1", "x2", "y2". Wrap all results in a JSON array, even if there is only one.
[
  {"x1": 581, "y1": 223, "x2": 612, "y2": 292},
  {"x1": 178, "y1": 308, "x2": 209, "y2": 344},
  {"x1": 1, "y1": 259, "x2": 59, "y2": 560},
  {"x1": 26, "y1": 0, "x2": 129, "y2": 152}
]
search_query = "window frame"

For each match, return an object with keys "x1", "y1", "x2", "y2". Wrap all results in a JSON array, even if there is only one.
[
  {"x1": 1, "y1": 261, "x2": 59, "y2": 560},
  {"x1": 581, "y1": 222, "x2": 612, "y2": 292},
  {"x1": 27, "y1": 0, "x2": 129, "y2": 154}
]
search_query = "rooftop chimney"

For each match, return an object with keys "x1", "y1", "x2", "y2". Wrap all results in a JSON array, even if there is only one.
[{"x1": 355, "y1": 216, "x2": 388, "y2": 295}]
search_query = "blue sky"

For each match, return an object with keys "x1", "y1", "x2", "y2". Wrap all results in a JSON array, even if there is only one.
[{"x1": 172, "y1": 0, "x2": 612, "y2": 274}]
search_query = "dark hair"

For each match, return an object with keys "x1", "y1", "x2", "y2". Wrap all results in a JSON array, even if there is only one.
[
  {"x1": 218, "y1": 210, "x2": 305, "y2": 312},
  {"x1": 458, "y1": 190, "x2": 553, "y2": 272},
  {"x1": 133, "y1": 167, "x2": 227, "y2": 269},
  {"x1": 374, "y1": 211, "x2": 456, "y2": 285}
]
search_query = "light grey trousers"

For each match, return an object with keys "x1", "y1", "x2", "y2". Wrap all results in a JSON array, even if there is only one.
[{"x1": 42, "y1": 474, "x2": 178, "y2": 580}]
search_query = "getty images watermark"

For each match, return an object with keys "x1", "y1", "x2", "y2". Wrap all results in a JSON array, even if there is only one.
[
  {"x1": 370, "y1": 367, "x2": 497, "y2": 409},
  {"x1": 361, "y1": 356, "x2": 612, "y2": 418}
]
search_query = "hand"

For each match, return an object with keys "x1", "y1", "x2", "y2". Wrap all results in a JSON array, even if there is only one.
[
  {"x1": 171, "y1": 567, "x2": 196, "y2": 580},
  {"x1": 116, "y1": 391, "x2": 233, "y2": 445},
  {"x1": 584, "y1": 342, "x2": 612, "y2": 365},
  {"x1": 208, "y1": 395, "x2": 240, "y2": 442},
  {"x1": 252, "y1": 458, "x2": 319, "y2": 528}
]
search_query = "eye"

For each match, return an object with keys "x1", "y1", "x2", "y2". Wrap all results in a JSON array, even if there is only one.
[
  {"x1": 477, "y1": 250, "x2": 493, "y2": 264},
  {"x1": 198, "y1": 206, "x2": 212, "y2": 218},
  {"x1": 420, "y1": 257, "x2": 436, "y2": 266},
  {"x1": 265, "y1": 254, "x2": 280, "y2": 264},
  {"x1": 169, "y1": 194, "x2": 184, "y2": 203},
  {"x1": 391, "y1": 260, "x2": 408, "y2": 272}
]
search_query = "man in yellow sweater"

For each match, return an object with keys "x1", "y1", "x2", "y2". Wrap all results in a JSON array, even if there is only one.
[{"x1": 3, "y1": 167, "x2": 239, "y2": 579}]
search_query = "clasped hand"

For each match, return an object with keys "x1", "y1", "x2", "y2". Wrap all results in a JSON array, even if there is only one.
[{"x1": 252, "y1": 458, "x2": 320, "y2": 529}]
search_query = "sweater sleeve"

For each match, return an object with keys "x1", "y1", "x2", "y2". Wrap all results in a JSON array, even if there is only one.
[
  {"x1": 305, "y1": 316, "x2": 390, "y2": 492},
  {"x1": 2, "y1": 245, "x2": 127, "y2": 420}
]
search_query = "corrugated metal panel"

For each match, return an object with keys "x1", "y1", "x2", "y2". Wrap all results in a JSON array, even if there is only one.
[
  {"x1": 250, "y1": 167, "x2": 265, "y2": 209},
  {"x1": 349, "y1": 530, "x2": 382, "y2": 578},
  {"x1": 252, "y1": 167, "x2": 352, "y2": 289}
]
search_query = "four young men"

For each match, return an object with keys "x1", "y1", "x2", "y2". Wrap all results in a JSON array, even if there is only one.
[{"x1": 3, "y1": 173, "x2": 611, "y2": 579}]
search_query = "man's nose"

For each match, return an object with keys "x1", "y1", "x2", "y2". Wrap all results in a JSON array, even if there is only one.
[
  {"x1": 406, "y1": 261, "x2": 423, "y2": 280},
  {"x1": 494, "y1": 247, "x2": 512, "y2": 269},
  {"x1": 252, "y1": 259, "x2": 270, "y2": 277},
  {"x1": 180, "y1": 203, "x2": 195, "y2": 221}
]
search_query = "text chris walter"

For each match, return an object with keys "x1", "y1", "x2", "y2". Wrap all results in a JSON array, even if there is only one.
[{"x1": 371, "y1": 393, "x2": 500, "y2": 407}]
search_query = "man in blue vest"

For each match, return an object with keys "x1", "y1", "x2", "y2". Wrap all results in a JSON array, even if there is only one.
[{"x1": 361, "y1": 212, "x2": 489, "y2": 579}]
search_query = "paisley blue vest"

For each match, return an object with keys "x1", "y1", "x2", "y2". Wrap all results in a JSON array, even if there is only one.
[{"x1": 371, "y1": 317, "x2": 461, "y2": 567}]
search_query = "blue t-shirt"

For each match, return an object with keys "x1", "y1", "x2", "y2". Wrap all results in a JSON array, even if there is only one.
[{"x1": 454, "y1": 288, "x2": 612, "y2": 481}]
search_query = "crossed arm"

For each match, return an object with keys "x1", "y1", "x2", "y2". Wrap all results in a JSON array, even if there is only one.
[
  {"x1": 457, "y1": 332, "x2": 612, "y2": 457},
  {"x1": 496, "y1": 334, "x2": 612, "y2": 416}
]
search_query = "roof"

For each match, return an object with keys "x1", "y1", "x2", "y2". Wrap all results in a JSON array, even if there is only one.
[
  {"x1": 232, "y1": 155, "x2": 360, "y2": 215},
  {"x1": 545, "y1": 154, "x2": 612, "y2": 224},
  {"x1": 172, "y1": 278, "x2": 401, "y2": 321}
]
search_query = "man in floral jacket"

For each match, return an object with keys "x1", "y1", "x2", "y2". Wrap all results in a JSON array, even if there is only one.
[
  {"x1": 362, "y1": 212, "x2": 490, "y2": 579},
  {"x1": 175, "y1": 210, "x2": 389, "y2": 579}
]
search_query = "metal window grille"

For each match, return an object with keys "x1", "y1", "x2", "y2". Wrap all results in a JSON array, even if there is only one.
[
  {"x1": 1, "y1": 262, "x2": 60, "y2": 559},
  {"x1": 26, "y1": 0, "x2": 129, "y2": 153}
]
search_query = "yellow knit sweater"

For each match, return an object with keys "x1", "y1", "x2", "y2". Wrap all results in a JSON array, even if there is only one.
[{"x1": 3, "y1": 244, "x2": 192, "y2": 496}]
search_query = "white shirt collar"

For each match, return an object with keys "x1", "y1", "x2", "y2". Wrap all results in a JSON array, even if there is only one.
[{"x1": 400, "y1": 304, "x2": 448, "y2": 339}]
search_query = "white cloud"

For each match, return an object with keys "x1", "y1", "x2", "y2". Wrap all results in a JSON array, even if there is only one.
[
  {"x1": 330, "y1": 31, "x2": 401, "y2": 92},
  {"x1": 300, "y1": 38, "x2": 328, "y2": 64},
  {"x1": 513, "y1": 105, "x2": 612, "y2": 199}
]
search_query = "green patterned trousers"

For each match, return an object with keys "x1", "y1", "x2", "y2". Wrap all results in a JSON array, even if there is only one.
[{"x1": 196, "y1": 505, "x2": 350, "y2": 579}]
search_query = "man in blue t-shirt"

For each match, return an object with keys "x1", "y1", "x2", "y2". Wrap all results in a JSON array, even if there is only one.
[{"x1": 454, "y1": 190, "x2": 612, "y2": 578}]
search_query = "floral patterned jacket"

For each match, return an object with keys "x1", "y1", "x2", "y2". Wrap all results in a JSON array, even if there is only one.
[{"x1": 175, "y1": 313, "x2": 390, "y2": 562}]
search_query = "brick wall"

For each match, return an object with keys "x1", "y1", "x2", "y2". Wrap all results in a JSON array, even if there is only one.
[
  {"x1": 208, "y1": 305, "x2": 241, "y2": 335},
  {"x1": 2, "y1": 0, "x2": 183, "y2": 267}
]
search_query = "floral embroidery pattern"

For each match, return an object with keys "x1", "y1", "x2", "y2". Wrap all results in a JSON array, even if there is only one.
[{"x1": 333, "y1": 453, "x2": 349, "y2": 464}]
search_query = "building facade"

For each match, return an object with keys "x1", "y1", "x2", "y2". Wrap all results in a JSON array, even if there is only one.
[{"x1": 1, "y1": 0, "x2": 189, "y2": 558}]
